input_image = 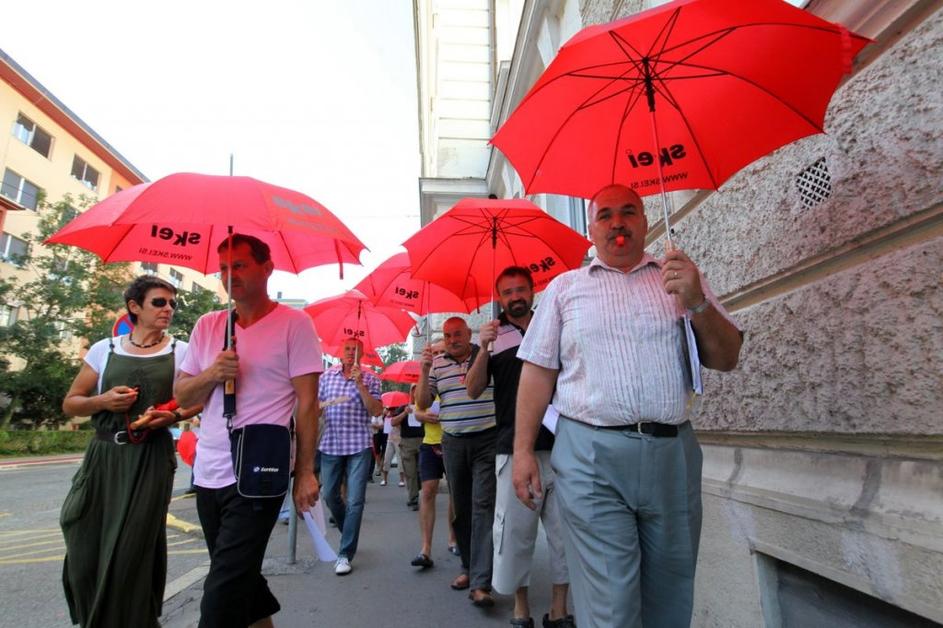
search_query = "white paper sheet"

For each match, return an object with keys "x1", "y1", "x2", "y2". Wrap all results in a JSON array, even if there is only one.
[
  {"x1": 303, "y1": 502, "x2": 337, "y2": 562},
  {"x1": 541, "y1": 403, "x2": 559, "y2": 434},
  {"x1": 683, "y1": 316, "x2": 703, "y2": 395},
  {"x1": 407, "y1": 411, "x2": 421, "y2": 428}
]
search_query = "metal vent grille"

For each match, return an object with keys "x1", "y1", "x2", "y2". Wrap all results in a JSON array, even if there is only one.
[{"x1": 796, "y1": 157, "x2": 831, "y2": 209}]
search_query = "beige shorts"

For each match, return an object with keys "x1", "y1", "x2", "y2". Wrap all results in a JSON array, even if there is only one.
[{"x1": 491, "y1": 451, "x2": 569, "y2": 594}]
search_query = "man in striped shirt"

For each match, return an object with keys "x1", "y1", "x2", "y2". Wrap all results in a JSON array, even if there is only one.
[
  {"x1": 417, "y1": 316, "x2": 497, "y2": 607},
  {"x1": 513, "y1": 184, "x2": 743, "y2": 628}
]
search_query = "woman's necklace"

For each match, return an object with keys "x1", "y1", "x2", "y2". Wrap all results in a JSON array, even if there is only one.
[{"x1": 127, "y1": 332, "x2": 165, "y2": 349}]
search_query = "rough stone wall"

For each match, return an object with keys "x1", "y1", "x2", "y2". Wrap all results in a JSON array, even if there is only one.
[{"x1": 574, "y1": 0, "x2": 943, "y2": 625}]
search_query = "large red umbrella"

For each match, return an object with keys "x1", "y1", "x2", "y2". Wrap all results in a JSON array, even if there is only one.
[
  {"x1": 304, "y1": 290, "x2": 416, "y2": 356},
  {"x1": 402, "y1": 198, "x2": 591, "y2": 307},
  {"x1": 491, "y1": 0, "x2": 870, "y2": 241},
  {"x1": 379, "y1": 360, "x2": 422, "y2": 384},
  {"x1": 380, "y1": 391, "x2": 410, "y2": 408},
  {"x1": 355, "y1": 252, "x2": 479, "y2": 315},
  {"x1": 46, "y1": 172, "x2": 367, "y2": 275}
]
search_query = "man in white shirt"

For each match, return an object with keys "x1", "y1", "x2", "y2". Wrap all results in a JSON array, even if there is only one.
[{"x1": 513, "y1": 185, "x2": 743, "y2": 628}]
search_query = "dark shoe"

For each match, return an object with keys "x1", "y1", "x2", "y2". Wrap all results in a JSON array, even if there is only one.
[
  {"x1": 510, "y1": 618, "x2": 534, "y2": 628},
  {"x1": 543, "y1": 614, "x2": 576, "y2": 628},
  {"x1": 448, "y1": 543, "x2": 460, "y2": 556},
  {"x1": 410, "y1": 553, "x2": 434, "y2": 568},
  {"x1": 450, "y1": 573, "x2": 470, "y2": 590},
  {"x1": 469, "y1": 588, "x2": 495, "y2": 607},
  {"x1": 409, "y1": 502, "x2": 419, "y2": 511}
]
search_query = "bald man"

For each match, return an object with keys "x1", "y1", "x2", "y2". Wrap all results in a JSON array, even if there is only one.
[
  {"x1": 417, "y1": 317, "x2": 498, "y2": 608},
  {"x1": 512, "y1": 185, "x2": 743, "y2": 628}
]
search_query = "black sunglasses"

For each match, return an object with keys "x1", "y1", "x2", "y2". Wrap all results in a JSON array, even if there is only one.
[{"x1": 150, "y1": 297, "x2": 178, "y2": 309}]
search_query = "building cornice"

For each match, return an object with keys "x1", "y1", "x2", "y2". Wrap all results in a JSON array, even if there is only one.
[{"x1": 0, "y1": 48, "x2": 147, "y2": 186}]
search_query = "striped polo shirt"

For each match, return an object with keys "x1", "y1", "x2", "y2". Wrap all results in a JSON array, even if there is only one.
[{"x1": 428, "y1": 345, "x2": 496, "y2": 435}]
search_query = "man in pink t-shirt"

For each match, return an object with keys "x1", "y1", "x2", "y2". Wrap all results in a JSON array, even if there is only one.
[{"x1": 176, "y1": 234, "x2": 323, "y2": 628}]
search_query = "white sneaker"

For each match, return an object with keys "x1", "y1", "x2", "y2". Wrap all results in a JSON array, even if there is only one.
[{"x1": 335, "y1": 556, "x2": 352, "y2": 575}]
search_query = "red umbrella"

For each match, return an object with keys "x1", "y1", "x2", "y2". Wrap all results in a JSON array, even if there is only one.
[
  {"x1": 355, "y1": 252, "x2": 480, "y2": 315},
  {"x1": 379, "y1": 360, "x2": 422, "y2": 384},
  {"x1": 381, "y1": 391, "x2": 410, "y2": 408},
  {"x1": 402, "y1": 198, "x2": 591, "y2": 307},
  {"x1": 491, "y1": 0, "x2": 870, "y2": 241},
  {"x1": 304, "y1": 290, "x2": 416, "y2": 356},
  {"x1": 46, "y1": 172, "x2": 367, "y2": 275}
]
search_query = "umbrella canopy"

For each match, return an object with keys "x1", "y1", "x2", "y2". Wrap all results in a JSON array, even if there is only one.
[
  {"x1": 381, "y1": 391, "x2": 410, "y2": 408},
  {"x1": 402, "y1": 198, "x2": 591, "y2": 305},
  {"x1": 355, "y1": 252, "x2": 480, "y2": 315},
  {"x1": 491, "y1": 0, "x2": 870, "y2": 201},
  {"x1": 379, "y1": 360, "x2": 422, "y2": 384},
  {"x1": 46, "y1": 172, "x2": 367, "y2": 275},
  {"x1": 304, "y1": 290, "x2": 416, "y2": 354}
]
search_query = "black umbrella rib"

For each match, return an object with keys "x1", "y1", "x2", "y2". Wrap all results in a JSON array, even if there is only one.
[
  {"x1": 610, "y1": 80, "x2": 646, "y2": 185},
  {"x1": 668, "y1": 59, "x2": 824, "y2": 132},
  {"x1": 652, "y1": 29, "x2": 737, "y2": 77},
  {"x1": 644, "y1": 7, "x2": 682, "y2": 61},
  {"x1": 607, "y1": 30, "x2": 646, "y2": 70},
  {"x1": 574, "y1": 80, "x2": 644, "y2": 111},
  {"x1": 526, "y1": 65, "x2": 641, "y2": 191},
  {"x1": 648, "y1": 75, "x2": 719, "y2": 190},
  {"x1": 277, "y1": 230, "x2": 299, "y2": 274},
  {"x1": 656, "y1": 21, "x2": 846, "y2": 58},
  {"x1": 513, "y1": 60, "x2": 639, "y2": 111},
  {"x1": 460, "y1": 226, "x2": 496, "y2": 298}
]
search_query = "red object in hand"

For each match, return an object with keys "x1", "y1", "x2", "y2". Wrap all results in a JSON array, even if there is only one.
[
  {"x1": 177, "y1": 431, "x2": 197, "y2": 467},
  {"x1": 154, "y1": 399, "x2": 179, "y2": 412}
]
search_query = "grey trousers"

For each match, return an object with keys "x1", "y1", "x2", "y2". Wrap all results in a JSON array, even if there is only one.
[
  {"x1": 442, "y1": 428, "x2": 497, "y2": 590},
  {"x1": 552, "y1": 417, "x2": 703, "y2": 628},
  {"x1": 399, "y1": 436, "x2": 422, "y2": 503}
]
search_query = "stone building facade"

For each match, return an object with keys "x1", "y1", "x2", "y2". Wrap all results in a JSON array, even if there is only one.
[{"x1": 415, "y1": 0, "x2": 942, "y2": 624}]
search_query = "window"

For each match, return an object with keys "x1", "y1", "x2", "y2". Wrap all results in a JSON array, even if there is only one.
[
  {"x1": 1, "y1": 232, "x2": 29, "y2": 265},
  {"x1": 71, "y1": 156, "x2": 100, "y2": 191},
  {"x1": 169, "y1": 268, "x2": 184, "y2": 288},
  {"x1": 140, "y1": 262, "x2": 158, "y2": 275},
  {"x1": 12, "y1": 113, "x2": 54, "y2": 158},
  {"x1": 54, "y1": 320, "x2": 73, "y2": 341},
  {"x1": 567, "y1": 196, "x2": 587, "y2": 237},
  {"x1": 1, "y1": 169, "x2": 41, "y2": 210},
  {"x1": 191, "y1": 283, "x2": 207, "y2": 295},
  {"x1": 0, "y1": 304, "x2": 18, "y2": 327}
]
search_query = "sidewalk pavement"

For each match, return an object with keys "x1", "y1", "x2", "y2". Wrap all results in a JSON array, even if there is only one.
[
  {"x1": 161, "y1": 474, "x2": 563, "y2": 627},
  {"x1": 0, "y1": 453, "x2": 85, "y2": 469}
]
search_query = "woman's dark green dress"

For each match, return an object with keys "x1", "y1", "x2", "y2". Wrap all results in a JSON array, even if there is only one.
[{"x1": 61, "y1": 339, "x2": 178, "y2": 627}]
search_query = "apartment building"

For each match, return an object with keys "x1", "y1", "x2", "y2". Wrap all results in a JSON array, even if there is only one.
[{"x1": 0, "y1": 48, "x2": 221, "y2": 334}]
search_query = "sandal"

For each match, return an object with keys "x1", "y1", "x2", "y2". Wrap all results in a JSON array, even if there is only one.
[
  {"x1": 410, "y1": 553, "x2": 434, "y2": 568},
  {"x1": 450, "y1": 573, "x2": 470, "y2": 590}
]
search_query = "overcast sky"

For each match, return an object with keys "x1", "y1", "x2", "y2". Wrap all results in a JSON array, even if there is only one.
[{"x1": 3, "y1": 1, "x2": 421, "y2": 303}]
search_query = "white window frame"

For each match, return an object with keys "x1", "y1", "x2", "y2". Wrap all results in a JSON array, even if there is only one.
[
  {"x1": 12, "y1": 113, "x2": 54, "y2": 158},
  {"x1": 1, "y1": 169, "x2": 41, "y2": 210},
  {"x1": 71, "y1": 155, "x2": 100, "y2": 191},
  {"x1": 0, "y1": 304, "x2": 18, "y2": 327},
  {"x1": 168, "y1": 268, "x2": 184, "y2": 288},
  {"x1": 0, "y1": 232, "x2": 29, "y2": 265}
]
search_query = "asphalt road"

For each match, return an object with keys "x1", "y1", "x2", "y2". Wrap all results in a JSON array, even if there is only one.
[{"x1": 0, "y1": 454, "x2": 208, "y2": 628}]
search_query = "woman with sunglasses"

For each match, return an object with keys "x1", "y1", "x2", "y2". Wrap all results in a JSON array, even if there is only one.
[{"x1": 60, "y1": 275, "x2": 202, "y2": 628}]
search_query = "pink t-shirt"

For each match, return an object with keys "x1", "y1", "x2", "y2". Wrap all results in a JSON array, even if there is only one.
[{"x1": 180, "y1": 304, "x2": 324, "y2": 489}]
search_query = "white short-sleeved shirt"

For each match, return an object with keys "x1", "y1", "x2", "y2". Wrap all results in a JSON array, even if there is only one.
[
  {"x1": 179, "y1": 305, "x2": 324, "y2": 489},
  {"x1": 518, "y1": 254, "x2": 740, "y2": 426},
  {"x1": 84, "y1": 335, "x2": 188, "y2": 394}
]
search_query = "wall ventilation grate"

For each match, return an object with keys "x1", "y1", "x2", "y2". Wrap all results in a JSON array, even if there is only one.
[{"x1": 796, "y1": 157, "x2": 832, "y2": 209}]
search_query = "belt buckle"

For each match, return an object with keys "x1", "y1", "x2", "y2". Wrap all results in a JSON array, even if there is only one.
[
  {"x1": 113, "y1": 430, "x2": 129, "y2": 445},
  {"x1": 636, "y1": 422, "x2": 644, "y2": 434}
]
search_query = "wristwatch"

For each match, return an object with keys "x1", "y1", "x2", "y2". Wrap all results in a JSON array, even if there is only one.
[
  {"x1": 172, "y1": 410, "x2": 183, "y2": 422},
  {"x1": 687, "y1": 297, "x2": 711, "y2": 315}
]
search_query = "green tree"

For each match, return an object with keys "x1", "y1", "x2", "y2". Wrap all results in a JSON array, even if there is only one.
[
  {"x1": 172, "y1": 287, "x2": 221, "y2": 343},
  {"x1": 0, "y1": 195, "x2": 218, "y2": 428},
  {"x1": 377, "y1": 342, "x2": 410, "y2": 393}
]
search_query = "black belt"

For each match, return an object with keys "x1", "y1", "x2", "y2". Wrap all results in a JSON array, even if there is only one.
[
  {"x1": 95, "y1": 429, "x2": 156, "y2": 445},
  {"x1": 593, "y1": 421, "x2": 679, "y2": 437}
]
